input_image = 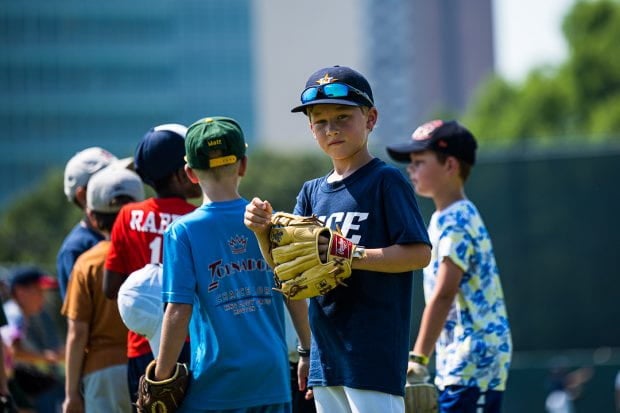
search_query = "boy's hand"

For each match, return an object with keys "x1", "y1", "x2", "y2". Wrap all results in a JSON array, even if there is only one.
[
  {"x1": 407, "y1": 361, "x2": 430, "y2": 384},
  {"x1": 244, "y1": 197, "x2": 273, "y2": 234}
]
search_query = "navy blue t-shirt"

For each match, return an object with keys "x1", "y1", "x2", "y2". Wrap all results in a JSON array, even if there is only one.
[
  {"x1": 294, "y1": 158, "x2": 430, "y2": 396},
  {"x1": 56, "y1": 221, "x2": 104, "y2": 299}
]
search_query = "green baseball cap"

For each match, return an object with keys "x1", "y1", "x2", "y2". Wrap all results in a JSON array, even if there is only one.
[{"x1": 185, "y1": 117, "x2": 247, "y2": 169}]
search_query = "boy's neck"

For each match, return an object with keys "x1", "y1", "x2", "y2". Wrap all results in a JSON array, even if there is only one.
[
  {"x1": 328, "y1": 151, "x2": 374, "y2": 183},
  {"x1": 201, "y1": 180, "x2": 241, "y2": 204},
  {"x1": 433, "y1": 186, "x2": 466, "y2": 212}
]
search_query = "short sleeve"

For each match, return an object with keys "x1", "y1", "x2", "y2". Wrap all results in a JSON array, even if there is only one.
[
  {"x1": 161, "y1": 223, "x2": 196, "y2": 305},
  {"x1": 61, "y1": 266, "x2": 94, "y2": 322},
  {"x1": 437, "y1": 227, "x2": 472, "y2": 273}
]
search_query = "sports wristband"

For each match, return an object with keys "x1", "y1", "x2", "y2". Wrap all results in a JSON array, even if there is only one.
[
  {"x1": 352, "y1": 245, "x2": 366, "y2": 259},
  {"x1": 297, "y1": 345, "x2": 310, "y2": 358},
  {"x1": 408, "y1": 352, "x2": 429, "y2": 366}
]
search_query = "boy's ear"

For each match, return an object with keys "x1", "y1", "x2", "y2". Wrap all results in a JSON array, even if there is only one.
[
  {"x1": 85, "y1": 209, "x2": 100, "y2": 231},
  {"x1": 366, "y1": 107, "x2": 378, "y2": 131},
  {"x1": 238, "y1": 156, "x2": 248, "y2": 177},
  {"x1": 184, "y1": 165, "x2": 200, "y2": 184},
  {"x1": 445, "y1": 156, "x2": 461, "y2": 175},
  {"x1": 75, "y1": 186, "x2": 87, "y2": 209}
]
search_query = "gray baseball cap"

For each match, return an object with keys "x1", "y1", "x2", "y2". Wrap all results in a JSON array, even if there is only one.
[
  {"x1": 63, "y1": 147, "x2": 118, "y2": 202},
  {"x1": 86, "y1": 167, "x2": 145, "y2": 213}
]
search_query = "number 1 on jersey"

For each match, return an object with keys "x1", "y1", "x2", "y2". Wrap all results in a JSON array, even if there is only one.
[{"x1": 149, "y1": 236, "x2": 162, "y2": 263}]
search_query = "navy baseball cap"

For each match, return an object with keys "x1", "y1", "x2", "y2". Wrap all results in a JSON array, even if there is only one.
[
  {"x1": 386, "y1": 120, "x2": 478, "y2": 165},
  {"x1": 134, "y1": 124, "x2": 188, "y2": 187},
  {"x1": 8, "y1": 266, "x2": 58, "y2": 292},
  {"x1": 291, "y1": 65, "x2": 374, "y2": 113}
]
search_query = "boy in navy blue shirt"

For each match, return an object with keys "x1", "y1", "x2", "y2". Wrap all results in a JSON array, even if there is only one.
[{"x1": 245, "y1": 66, "x2": 431, "y2": 413}]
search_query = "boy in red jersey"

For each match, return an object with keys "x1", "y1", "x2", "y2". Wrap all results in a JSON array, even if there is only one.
[{"x1": 103, "y1": 124, "x2": 201, "y2": 407}]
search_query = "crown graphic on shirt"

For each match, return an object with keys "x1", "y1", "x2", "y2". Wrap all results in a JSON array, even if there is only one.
[{"x1": 228, "y1": 234, "x2": 248, "y2": 254}]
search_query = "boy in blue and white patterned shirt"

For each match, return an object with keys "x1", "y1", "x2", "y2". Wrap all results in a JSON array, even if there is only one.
[{"x1": 387, "y1": 120, "x2": 512, "y2": 413}]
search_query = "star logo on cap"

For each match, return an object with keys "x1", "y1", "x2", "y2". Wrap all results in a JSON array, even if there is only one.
[{"x1": 317, "y1": 73, "x2": 337, "y2": 85}]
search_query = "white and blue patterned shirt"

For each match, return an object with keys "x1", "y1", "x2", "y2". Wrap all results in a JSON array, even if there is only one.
[{"x1": 424, "y1": 200, "x2": 512, "y2": 391}]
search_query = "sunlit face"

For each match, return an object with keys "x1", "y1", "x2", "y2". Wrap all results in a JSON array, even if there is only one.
[
  {"x1": 308, "y1": 104, "x2": 376, "y2": 161},
  {"x1": 406, "y1": 151, "x2": 448, "y2": 198}
]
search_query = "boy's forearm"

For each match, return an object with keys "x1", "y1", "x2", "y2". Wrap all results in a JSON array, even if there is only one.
[
  {"x1": 352, "y1": 243, "x2": 431, "y2": 273},
  {"x1": 254, "y1": 232, "x2": 276, "y2": 268},
  {"x1": 65, "y1": 319, "x2": 89, "y2": 396},
  {"x1": 413, "y1": 296, "x2": 453, "y2": 357},
  {"x1": 285, "y1": 300, "x2": 311, "y2": 349},
  {"x1": 155, "y1": 303, "x2": 192, "y2": 381},
  {"x1": 0, "y1": 346, "x2": 8, "y2": 394}
]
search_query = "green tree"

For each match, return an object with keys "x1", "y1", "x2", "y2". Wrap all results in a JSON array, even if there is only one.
[
  {"x1": 464, "y1": 0, "x2": 620, "y2": 144},
  {"x1": 239, "y1": 150, "x2": 332, "y2": 212},
  {"x1": 0, "y1": 170, "x2": 80, "y2": 270},
  {"x1": 0, "y1": 151, "x2": 331, "y2": 270}
]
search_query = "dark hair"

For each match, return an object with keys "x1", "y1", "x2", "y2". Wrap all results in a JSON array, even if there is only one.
[
  {"x1": 434, "y1": 152, "x2": 473, "y2": 182},
  {"x1": 150, "y1": 166, "x2": 184, "y2": 193},
  {"x1": 91, "y1": 195, "x2": 135, "y2": 232}
]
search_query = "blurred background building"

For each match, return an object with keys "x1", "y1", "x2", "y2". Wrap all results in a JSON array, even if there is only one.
[{"x1": 0, "y1": 0, "x2": 493, "y2": 207}]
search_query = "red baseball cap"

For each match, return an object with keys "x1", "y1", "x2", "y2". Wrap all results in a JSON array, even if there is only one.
[{"x1": 9, "y1": 267, "x2": 58, "y2": 291}]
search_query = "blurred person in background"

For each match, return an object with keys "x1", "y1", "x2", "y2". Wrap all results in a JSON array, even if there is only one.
[
  {"x1": 544, "y1": 364, "x2": 593, "y2": 413},
  {"x1": 0, "y1": 305, "x2": 17, "y2": 411},
  {"x1": 1, "y1": 267, "x2": 64, "y2": 413},
  {"x1": 61, "y1": 167, "x2": 144, "y2": 413},
  {"x1": 57, "y1": 147, "x2": 120, "y2": 300}
]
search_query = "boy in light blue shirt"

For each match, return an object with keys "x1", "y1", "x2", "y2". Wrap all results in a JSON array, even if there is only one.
[{"x1": 153, "y1": 117, "x2": 311, "y2": 412}]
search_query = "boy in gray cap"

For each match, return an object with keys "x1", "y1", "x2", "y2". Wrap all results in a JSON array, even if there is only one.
[
  {"x1": 57, "y1": 147, "x2": 119, "y2": 299},
  {"x1": 62, "y1": 166, "x2": 144, "y2": 413}
]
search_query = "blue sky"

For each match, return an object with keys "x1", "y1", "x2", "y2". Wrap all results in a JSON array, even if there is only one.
[{"x1": 493, "y1": 0, "x2": 577, "y2": 82}]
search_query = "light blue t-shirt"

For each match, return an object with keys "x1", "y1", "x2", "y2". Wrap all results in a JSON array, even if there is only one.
[
  {"x1": 162, "y1": 198, "x2": 290, "y2": 411},
  {"x1": 425, "y1": 199, "x2": 512, "y2": 391}
]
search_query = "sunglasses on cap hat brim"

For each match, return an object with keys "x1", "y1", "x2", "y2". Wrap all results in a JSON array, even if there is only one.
[{"x1": 300, "y1": 83, "x2": 374, "y2": 107}]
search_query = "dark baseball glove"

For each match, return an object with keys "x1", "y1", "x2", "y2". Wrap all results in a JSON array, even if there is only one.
[
  {"x1": 136, "y1": 360, "x2": 189, "y2": 413},
  {"x1": 268, "y1": 212, "x2": 358, "y2": 300},
  {"x1": 0, "y1": 394, "x2": 17, "y2": 413}
]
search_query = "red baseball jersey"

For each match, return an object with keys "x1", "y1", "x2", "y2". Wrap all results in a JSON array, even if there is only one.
[{"x1": 105, "y1": 197, "x2": 196, "y2": 358}]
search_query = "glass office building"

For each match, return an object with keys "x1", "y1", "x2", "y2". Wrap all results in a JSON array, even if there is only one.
[{"x1": 0, "y1": 0, "x2": 254, "y2": 206}]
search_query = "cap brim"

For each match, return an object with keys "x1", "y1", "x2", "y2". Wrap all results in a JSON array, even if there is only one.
[
  {"x1": 386, "y1": 141, "x2": 431, "y2": 163},
  {"x1": 291, "y1": 98, "x2": 363, "y2": 113},
  {"x1": 39, "y1": 275, "x2": 59, "y2": 289}
]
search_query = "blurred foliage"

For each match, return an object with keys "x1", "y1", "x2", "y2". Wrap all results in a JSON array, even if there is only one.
[
  {"x1": 0, "y1": 151, "x2": 332, "y2": 270},
  {"x1": 464, "y1": 0, "x2": 620, "y2": 144},
  {"x1": 239, "y1": 150, "x2": 332, "y2": 213},
  {"x1": 0, "y1": 170, "x2": 80, "y2": 271}
]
